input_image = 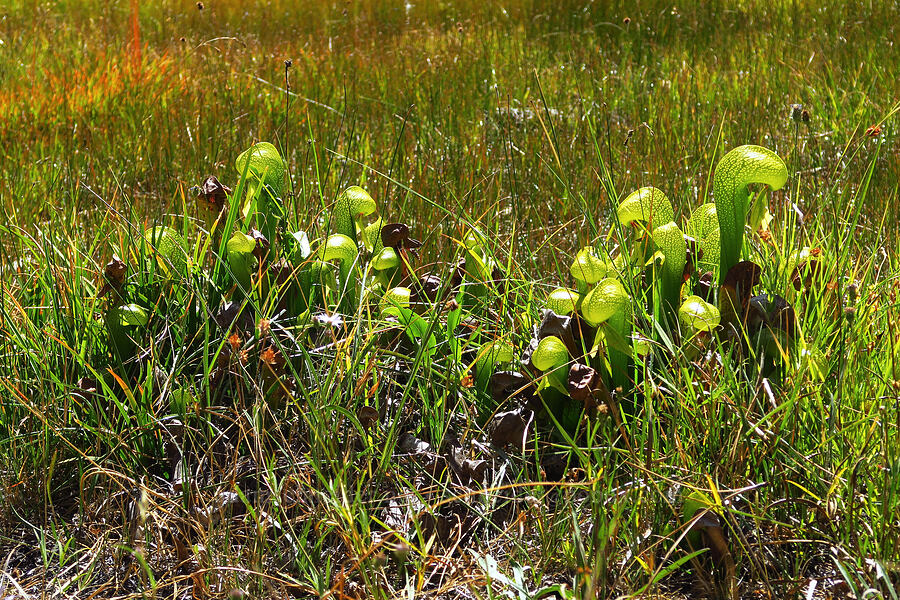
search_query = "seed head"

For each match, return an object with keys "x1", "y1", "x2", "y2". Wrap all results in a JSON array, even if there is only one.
[
  {"x1": 790, "y1": 104, "x2": 803, "y2": 123},
  {"x1": 228, "y1": 333, "x2": 241, "y2": 352},
  {"x1": 258, "y1": 318, "x2": 271, "y2": 337},
  {"x1": 865, "y1": 124, "x2": 883, "y2": 138},
  {"x1": 801, "y1": 109, "x2": 810, "y2": 123},
  {"x1": 259, "y1": 346, "x2": 279, "y2": 366},
  {"x1": 623, "y1": 17, "x2": 632, "y2": 25}
]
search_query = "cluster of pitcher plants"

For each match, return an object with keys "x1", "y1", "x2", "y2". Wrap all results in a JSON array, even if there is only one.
[
  {"x1": 99, "y1": 140, "x2": 823, "y2": 428},
  {"x1": 95, "y1": 140, "x2": 825, "y2": 554}
]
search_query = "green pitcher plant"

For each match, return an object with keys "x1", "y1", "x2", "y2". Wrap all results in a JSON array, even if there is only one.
[
  {"x1": 507, "y1": 144, "x2": 790, "y2": 425},
  {"x1": 99, "y1": 140, "x2": 791, "y2": 436}
]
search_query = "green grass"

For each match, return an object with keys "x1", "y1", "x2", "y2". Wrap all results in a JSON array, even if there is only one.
[{"x1": 1, "y1": 0, "x2": 899, "y2": 598}]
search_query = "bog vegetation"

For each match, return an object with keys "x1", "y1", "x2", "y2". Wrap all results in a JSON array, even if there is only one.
[{"x1": 1, "y1": 1, "x2": 899, "y2": 598}]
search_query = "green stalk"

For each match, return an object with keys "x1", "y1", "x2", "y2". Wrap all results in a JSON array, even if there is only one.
[
  {"x1": 323, "y1": 186, "x2": 377, "y2": 313},
  {"x1": 322, "y1": 233, "x2": 359, "y2": 311},
  {"x1": 334, "y1": 186, "x2": 377, "y2": 243},
  {"x1": 581, "y1": 277, "x2": 632, "y2": 391},
  {"x1": 714, "y1": 145, "x2": 788, "y2": 282},
  {"x1": 617, "y1": 186, "x2": 675, "y2": 228},
  {"x1": 532, "y1": 335, "x2": 571, "y2": 395},
  {"x1": 462, "y1": 229, "x2": 495, "y2": 309},
  {"x1": 546, "y1": 287, "x2": 579, "y2": 316},
  {"x1": 651, "y1": 221, "x2": 687, "y2": 319},
  {"x1": 234, "y1": 142, "x2": 287, "y2": 247},
  {"x1": 617, "y1": 186, "x2": 686, "y2": 321},
  {"x1": 371, "y1": 247, "x2": 401, "y2": 290},
  {"x1": 687, "y1": 203, "x2": 720, "y2": 272},
  {"x1": 569, "y1": 246, "x2": 613, "y2": 314}
]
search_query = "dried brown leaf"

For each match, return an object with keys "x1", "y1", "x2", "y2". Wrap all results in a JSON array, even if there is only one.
[
  {"x1": 198, "y1": 175, "x2": 231, "y2": 213},
  {"x1": 99, "y1": 255, "x2": 127, "y2": 299},
  {"x1": 719, "y1": 260, "x2": 761, "y2": 327},
  {"x1": 358, "y1": 406, "x2": 379, "y2": 431},
  {"x1": 489, "y1": 409, "x2": 528, "y2": 448},
  {"x1": 397, "y1": 432, "x2": 430, "y2": 455},
  {"x1": 250, "y1": 228, "x2": 270, "y2": 263},
  {"x1": 381, "y1": 222, "x2": 422, "y2": 251}
]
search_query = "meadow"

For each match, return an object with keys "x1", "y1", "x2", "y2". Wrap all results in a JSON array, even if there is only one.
[{"x1": 1, "y1": 0, "x2": 899, "y2": 598}]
